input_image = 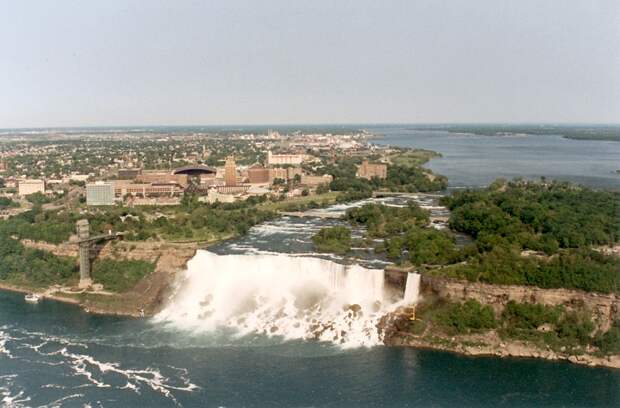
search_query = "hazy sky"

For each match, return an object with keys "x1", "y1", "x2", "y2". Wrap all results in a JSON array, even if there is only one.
[{"x1": 1, "y1": 1, "x2": 619, "y2": 127}]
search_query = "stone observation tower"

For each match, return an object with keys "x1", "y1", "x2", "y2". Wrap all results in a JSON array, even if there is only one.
[
  {"x1": 76, "y1": 219, "x2": 93, "y2": 288},
  {"x1": 74, "y1": 219, "x2": 123, "y2": 289}
]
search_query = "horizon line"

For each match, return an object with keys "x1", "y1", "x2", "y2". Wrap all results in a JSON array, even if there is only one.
[{"x1": 2, "y1": 121, "x2": 620, "y2": 132}]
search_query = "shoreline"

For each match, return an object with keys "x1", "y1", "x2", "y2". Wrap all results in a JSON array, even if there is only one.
[
  {"x1": 386, "y1": 330, "x2": 620, "y2": 370},
  {"x1": 2, "y1": 280, "x2": 618, "y2": 370}
]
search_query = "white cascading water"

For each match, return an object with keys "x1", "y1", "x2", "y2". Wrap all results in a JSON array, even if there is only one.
[
  {"x1": 155, "y1": 250, "x2": 395, "y2": 347},
  {"x1": 402, "y1": 272, "x2": 421, "y2": 304}
]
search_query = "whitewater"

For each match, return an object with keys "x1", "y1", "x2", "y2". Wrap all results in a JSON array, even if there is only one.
[{"x1": 155, "y1": 251, "x2": 417, "y2": 347}]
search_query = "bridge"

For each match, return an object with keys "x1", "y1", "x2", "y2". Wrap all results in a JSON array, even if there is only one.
[
  {"x1": 279, "y1": 211, "x2": 343, "y2": 219},
  {"x1": 372, "y1": 191, "x2": 444, "y2": 198},
  {"x1": 74, "y1": 220, "x2": 123, "y2": 288}
]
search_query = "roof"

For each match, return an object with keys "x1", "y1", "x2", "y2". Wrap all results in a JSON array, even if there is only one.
[{"x1": 172, "y1": 165, "x2": 216, "y2": 175}]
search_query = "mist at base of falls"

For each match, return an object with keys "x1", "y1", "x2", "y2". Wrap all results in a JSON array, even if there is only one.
[{"x1": 155, "y1": 251, "x2": 413, "y2": 347}]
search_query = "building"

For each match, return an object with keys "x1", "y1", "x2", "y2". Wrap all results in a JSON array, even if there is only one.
[
  {"x1": 201, "y1": 189, "x2": 236, "y2": 204},
  {"x1": 131, "y1": 197, "x2": 180, "y2": 206},
  {"x1": 86, "y1": 182, "x2": 115, "y2": 206},
  {"x1": 301, "y1": 174, "x2": 333, "y2": 186},
  {"x1": 356, "y1": 160, "x2": 387, "y2": 180},
  {"x1": 224, "y1": 156, "x2": 237, "y2": 186},
  {"x1": 118, "y1": 168, "x2": 141, "y2": 180},
  {"x1": 217, "y1": 185, "x2": 250, "y2": 194},
  {"x1": 137, "y1": 171, "x2": 188, "y2": 188},
  {"x1": 114, "y1": 181, "x2": 183, "y2": 197},
  {"x1": 268, "y1": 167, "x2": 303, "y2": 182},
  {"x1": 247, "y1": 164, "x2": 270, "y2": 184},
  {"x1": 266, "y1": 150, "x2": 305, "y2": 166},
  {"x1": 18, "y1": 179, "x2": 45, "y2": 197}
]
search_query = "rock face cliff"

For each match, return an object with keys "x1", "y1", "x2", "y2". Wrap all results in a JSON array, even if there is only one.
[
  {"x1": 20, "y1": 239, "x2": 199, "y2": 316},
  {"x1": 420, "y1": 275, "x2": 619, "y2": 332},
  {"x1": 381, "y1": 269, "x2": 620, "y2": 368}
]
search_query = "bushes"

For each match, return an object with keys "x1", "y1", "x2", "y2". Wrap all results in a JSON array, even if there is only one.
[
  {"x1": 594, "y1": 321, "x2": 620, "y2": 354},
  {"x1": 444, "y1": 181, "x2": 619, "y2": 252},
  {"x1": 442, "y1": 247, "x2": 620, "y2": 294},
  {"x1": 25, "y1": 192, "x2": 52, "y2": 205},
  {"x1": 0, "y1": 234, "x2": 77, "y2": 286},
  {"x1": 0, "y1": 197, "x2": 18, "y2": 208},
  {"x1": 92, "y1": 259, "x2": 155, "y2": 292},
  {"x1": 435, "y1": 299, "x2": 497, "y2": 334},
  {"x1": 312, "y1": 226, "x2": 351, "y2": 254},
  {"x1": 431, "y1": 299, "x2": 617, "y2": 354},
  {"x1": 502, "y1": 301, "x2": 563, "y2": 330}
]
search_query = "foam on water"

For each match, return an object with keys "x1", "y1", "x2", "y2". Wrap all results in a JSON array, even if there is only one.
[
  {"x1": 155, "y1": 251, "x2": 404, "y2": 348},
  {"x1": 0, "y1": 324, "x2": 199, "y2": 406}
]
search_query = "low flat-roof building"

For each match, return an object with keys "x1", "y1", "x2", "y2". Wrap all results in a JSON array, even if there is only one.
[
  {"x1": 268, "y1": 167, "x2": 303, "y2": 182},
  {"x1": 18, "y1": 179, "x2": 45, "y2": 197},
  {"x1": 301, "y1": 174, "x2": 333, "y2": 186},
  {"x1": 114, "y1": 181, "x2": 183, "y2": 197}
]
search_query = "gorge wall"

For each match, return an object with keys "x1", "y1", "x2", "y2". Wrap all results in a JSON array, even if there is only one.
[{"x1": 421, "y1": 275, "x2": 620, "y2": 331}]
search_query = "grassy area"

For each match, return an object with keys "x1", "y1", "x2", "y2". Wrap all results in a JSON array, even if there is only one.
[
  {"x1": 92, "y1": 259, "x2": 156, "y2": 292},
  {"x1": 257, "y1": 192, "x2": 341, "y2": 212},
  {"x1": 388, "y1": 149, "x2": 441, "y2": 167}
]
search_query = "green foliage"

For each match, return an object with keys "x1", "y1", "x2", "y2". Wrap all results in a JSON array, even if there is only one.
[
  {"x1": 25, "y1": 192, "x2": 52, "y2": 205},
  {"x1": 502, "y1": 301, "x2": 563, "y2": 330},
  {"x1": 435, "y1": 299, "x2": 497, "y2": 334},
  {"x1": 403, "y1": 228, "x2": 459, "y2": 265},
  {"x1": 312, "y1": 226, "x2": 352, "y2": 254},
  {"x1": 0, "y1": 234, "x2": 76, "y2": 286},
  {"x1": 0, "y1": 202, "x2": 277, "y2": 244},
  {"x1": 594, "y1": 321, "x2": 620, "y2": 354},
  {"x1": 384, "y1": 165, "x2": 447, "y2": 192},
  {"x1": 556, "y1": 311, "x2": 595, "y2": 345},
  {"x1": 444, "y1": 181, "x2": 619, "y2": 252},
  {"x1": 346, "y1": 203, "x2": 430, "y2": 237},
  {"x1": 92, "y1": 259, "x2": 155, "y2": 292},
  {"x1": 436, "y1": 180, "x2": 620, "y2": 294},
  {"x1": 0, "y1": 207, "x2": 75, "y2": 244},
  {"x1": 315, "y1": 183, "x2": 330, "y2": 194},
  {"x1": 345, "y1": 202, "x2": 457, "y2": 264},
  {"x1": 0, "y1": 197, "x2": 19, "y2": 208},
  {"x1": 441, "y1": 246, "x2": 620, "y2": 294}
]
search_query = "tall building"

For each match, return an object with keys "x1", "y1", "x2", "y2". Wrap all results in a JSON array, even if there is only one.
[
  {"x1": 18, "y1": 179, "x2": 45, "y2": 197},
  {"x1": 86, "y1": 182, "x2": 115, "y2": 206},
  {"x1": 356, "y1": 160, "x2": 387, "y2": 180},
  {"x1": 266, "y1": 150, "x2": 305, "y2": 166},
  {"x1": 224, "y1": 156, "x2": 237, "y2": 186}
]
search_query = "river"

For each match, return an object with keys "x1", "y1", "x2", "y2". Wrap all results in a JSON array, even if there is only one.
[
  {"x1": 1, "y1": 132, "x2": 620, "y2": 406},
  {"x1": 369, "y1": 126, "x2": 620, "y2": 190}
]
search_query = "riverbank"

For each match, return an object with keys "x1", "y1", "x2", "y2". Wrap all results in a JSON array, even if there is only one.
[
  {"x1": 381, "y1": 307, "x2": 620, "y2": 369},
  {"x1": 380, "y1": 272, "x2": 620, "y2": 369},
  {"x1": 2, "y1": 240, "x2": 202, "y2": 317}
]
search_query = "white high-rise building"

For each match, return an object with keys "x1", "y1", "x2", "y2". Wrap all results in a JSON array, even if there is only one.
[{"x1": 86, "y1": 182, "x2": 115, "y2": 206}]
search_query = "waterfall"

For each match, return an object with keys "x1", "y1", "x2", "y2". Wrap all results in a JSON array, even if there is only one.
[
  {"x1": 155, "y1": 250, "x2": 392, "y2": 347},
  {"x1": 402, "y1": 272, "x2": 421, "y2": 304}
]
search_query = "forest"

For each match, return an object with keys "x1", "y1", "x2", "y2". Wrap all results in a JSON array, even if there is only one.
[{"x1": 437, "y1": 180, "x2": 620, "y2": 293}]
